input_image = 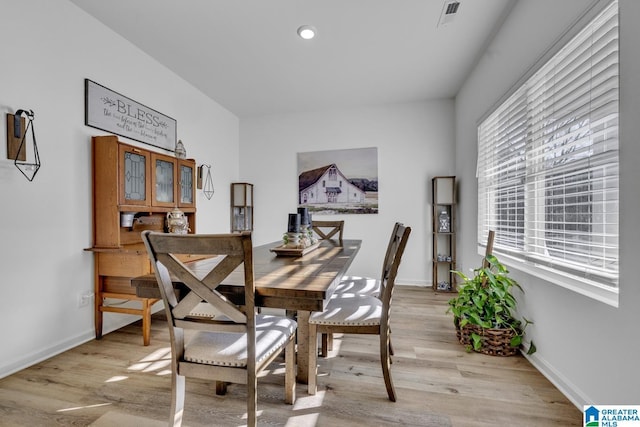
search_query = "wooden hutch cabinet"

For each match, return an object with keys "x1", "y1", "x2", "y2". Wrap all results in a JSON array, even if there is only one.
[{"x1": 88, "y1": 135, "x2": 197, "y2": 345}]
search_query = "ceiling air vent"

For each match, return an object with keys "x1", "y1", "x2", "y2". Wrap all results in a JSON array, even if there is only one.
[{"x1": 437, "y1": 1, "x2": 461, "y2": 27}]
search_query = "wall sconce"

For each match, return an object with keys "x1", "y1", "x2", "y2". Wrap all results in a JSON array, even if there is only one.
[
  {"x1": 197, "y1": 164, "x2": 215, "y2": 200},
  {"x1": 6, "y1": 109, "x2": 40, "y2": 181}
]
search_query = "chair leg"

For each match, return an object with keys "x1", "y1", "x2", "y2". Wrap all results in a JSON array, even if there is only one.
[
  {"x1": 248, "y1": 369, "x2": 257, "y2": 427},
  {"x1": 170, "y1": 373, "x2": 186, "y2": 426},
  {"x1": 380, "y1": 330, "x2": 397, "y2": 402},
  {"x1": 142, "y1": 298, "x2": 152, "y2": 346},
  {"x1": 308, "y1": 323, "x2": 318, "y2": 395},
  {"x1": 320, "y1": 332, "x2": 334, "y2": 357},
  {"x1": 320, "y1": 333, "x2": 327, "y2": 357},
  {"x1": 215, "y1": 381, "x2": 227, "y2": 395},
  {"x1": 284, "y1": 336, "x2": 296, "y2": 404}
]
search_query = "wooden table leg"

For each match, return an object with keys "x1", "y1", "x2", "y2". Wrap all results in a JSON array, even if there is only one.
[
  {"x1": 308, "y1": 321, "x2": 317, "y2": 395},
  {"x1": 296, "y1": 310, "x2": 310, "y2": 384}
]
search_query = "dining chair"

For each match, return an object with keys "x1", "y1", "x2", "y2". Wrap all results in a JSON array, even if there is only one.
[
  {"x1": 141, "y1": 230, "x2": 297, "y2": 427},
  {"x1": 311, "y1": 220, "x2": 344, "y2": 243},
  {"x1": 335, "y1": 221, "x2": 402, "y2": 297},
  {"x1": 310, "y1": 219, "x2": 345, "y2": 353},
  {"x1": 320, "y1": 222, "x2": 402, "y2": 357},
  {"x1": 307, "y1": 223, "x2": 411, "y2": 402}
]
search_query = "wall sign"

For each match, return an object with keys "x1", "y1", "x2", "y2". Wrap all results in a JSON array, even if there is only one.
[{"x1": 85, "y1": 79, "x2": 176, "y2": 152}]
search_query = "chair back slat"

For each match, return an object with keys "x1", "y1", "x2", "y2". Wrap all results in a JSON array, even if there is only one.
[
  {"x1": 171, "y1": 290, "x2": 207, "y2": 319},
  {"x1": 142, "y1": 231, "x2": 254, "y2": 329},
  {"x1": 201, "y1": 255, "x2": 244, "y2": 287},
  {"x1": 155, "y1": 252, "x2": 247, "y2": 324},
  {"x1": 311, "y1": 220, "x2": 344, "y2": 242}
]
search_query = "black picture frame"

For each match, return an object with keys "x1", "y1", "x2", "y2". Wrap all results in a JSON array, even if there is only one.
[{"x1": 85, "y1": 79, "x2": 176, "y2": 152}]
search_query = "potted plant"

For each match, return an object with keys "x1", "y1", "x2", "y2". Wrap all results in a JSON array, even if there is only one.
[{"x1": 447, "y1": 253, "x2": 536, "y2": 356}]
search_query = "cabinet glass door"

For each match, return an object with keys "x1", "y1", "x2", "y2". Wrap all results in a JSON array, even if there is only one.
[
  {"x1": 178, "y1": 162, "x2": 195, "y2": 207},
  {"x1": 119, "y1": 145, "x2": 150, "y2": 206},
  {"x1": 152, "y1": 153, "x2": 176, "y2": 207}
]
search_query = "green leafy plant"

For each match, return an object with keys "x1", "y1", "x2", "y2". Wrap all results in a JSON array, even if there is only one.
[{"x1": 447, "y1": 253, "x2": 536, "y2": 355}]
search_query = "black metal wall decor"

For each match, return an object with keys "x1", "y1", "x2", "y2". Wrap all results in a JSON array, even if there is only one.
[
  {"x1": 198, "y1": 164, "x2": 215, "y2": 200},
  {"x1": 13, "y1": 109, "x2": 40, "y2": 182}
]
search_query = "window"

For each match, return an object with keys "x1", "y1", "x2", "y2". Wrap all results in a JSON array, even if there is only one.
[
  {"x1": 328, "y1": 167, "x2": 337, "y2": 180},
  {"x1": 477, "y1": 0, "x2": 619, "y2": 305}
]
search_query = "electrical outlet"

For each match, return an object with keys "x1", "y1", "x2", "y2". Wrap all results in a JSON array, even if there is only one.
[{"x1": 78, "y1": 292, "x2": 93, "y2": 307}]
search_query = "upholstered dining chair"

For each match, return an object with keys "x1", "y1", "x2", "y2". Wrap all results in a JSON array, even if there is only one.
[
  {"x1": 334, "y1": 221, "x2": 402, "y2": 297},
  {"x1": 141, "y1": 230, "x2": 297, "y2": 427},
  {"x1": 311, "y1": 220, "x2": 344, "y2": 243},
  {"x1": 320, "y1": 222, "x2": 402, "y2": 357},
  {"x1": 307, "y1": 223, "x2": 411, "y2": 402},
  {"x1": 310, "y1": 219, "x2": 345, "y2": 353}
]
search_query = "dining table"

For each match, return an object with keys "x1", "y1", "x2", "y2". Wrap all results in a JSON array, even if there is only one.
[{"x1": 131, "y1": 238, "x2": 362, "y2": 383}]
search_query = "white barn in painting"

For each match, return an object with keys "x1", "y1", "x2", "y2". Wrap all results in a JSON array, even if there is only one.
[{"x1": 299, "y1": 164, "x2": 365, "y2": 204}]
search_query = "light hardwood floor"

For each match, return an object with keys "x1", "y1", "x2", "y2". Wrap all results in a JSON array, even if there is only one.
[{"x1": 0, "y1": 286, "x2": 581, "y2": 426}]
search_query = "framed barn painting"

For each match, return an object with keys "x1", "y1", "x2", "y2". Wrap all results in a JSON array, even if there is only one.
[{"x1": 297, "y1": 147, "x2": 378, "y2": 215}]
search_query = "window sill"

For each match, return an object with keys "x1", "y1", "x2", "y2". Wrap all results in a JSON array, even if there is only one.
[{"x1": 476, "y1": 246, "x2": 619, "y2": 308}]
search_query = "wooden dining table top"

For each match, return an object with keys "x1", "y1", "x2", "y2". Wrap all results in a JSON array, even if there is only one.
[{"x1": 131, "y1": 238, "x2": 362, "y2": 312}]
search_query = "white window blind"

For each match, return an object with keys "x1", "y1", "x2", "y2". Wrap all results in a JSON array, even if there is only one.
[{"x1": 477, "y1": 0, "x2": 619, "y2": 291}]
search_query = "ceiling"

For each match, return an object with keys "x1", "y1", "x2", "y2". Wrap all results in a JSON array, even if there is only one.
[{"x1": 69, "y1": 0, "x2": 513, "y2": 118}]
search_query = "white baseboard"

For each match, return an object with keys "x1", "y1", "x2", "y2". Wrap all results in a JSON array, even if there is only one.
[
  {"x1": 523, "y1": 352, "x2": 590, "y2": 409},
  {"x1": 0, "y1": 306, "x2": 162, "y2": 380},
  {"x1": 0, "y1": 329, "x2": 95, "y2": 379},
  {"x1": 396, "y1": 279, "x2": 430, "y2": 287}
]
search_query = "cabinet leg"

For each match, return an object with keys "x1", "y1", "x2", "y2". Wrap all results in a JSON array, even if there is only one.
[
  {"x1": 95, "y1": 303, "x2": 103, "y2": 340},
  {"x1": 95, "y1": 273, "x2": 103, "y2": 340}
]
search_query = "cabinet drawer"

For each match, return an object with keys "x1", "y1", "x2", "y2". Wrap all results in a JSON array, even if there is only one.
[{"x1": 97, "y1": 252, "x2": 151, "y2": 277}]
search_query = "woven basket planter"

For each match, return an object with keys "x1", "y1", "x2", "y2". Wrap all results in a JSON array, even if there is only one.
[{"x1": 455, "y1": 319, "x2": 520, "y2": 357}]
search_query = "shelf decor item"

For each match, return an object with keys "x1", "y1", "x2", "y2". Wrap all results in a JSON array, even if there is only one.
[
  {"x1": 438, "y1": 209, "x2": 450, "y2": 233},
  {"x1": 166, "y1": 207, "x2": 189, "y2": 234},
  {"x1": 175, "y1": 139, "x2": 186, "y2": 159},
  {"x1": 447, "y1": 231, "x2": 535, "y2": 357}
]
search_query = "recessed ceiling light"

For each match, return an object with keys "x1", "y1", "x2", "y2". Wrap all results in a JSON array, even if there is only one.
[{"x1": 297, "y1": 25, "x2": 317, "y2": 40}]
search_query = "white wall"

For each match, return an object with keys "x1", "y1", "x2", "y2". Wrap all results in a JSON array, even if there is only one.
[
  {"x1": 5, "y1": 0, "x2": 631, "y2": 409},
  {"x1": 455, "y1": 0, "x2": 640, "y2": 405},
  {"x1": 0, "y1": 0, "x2": 239, "y2": 378},
  {"x1": 240, "y1": 100, "x2": 455, "y2": 284}
]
